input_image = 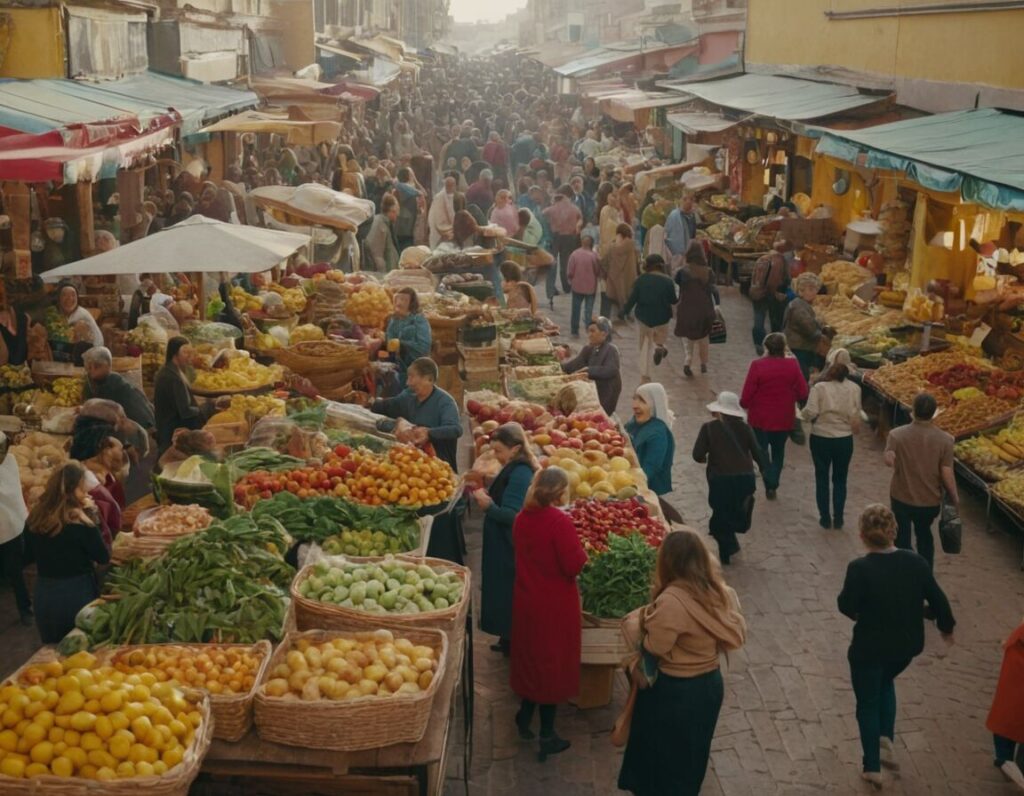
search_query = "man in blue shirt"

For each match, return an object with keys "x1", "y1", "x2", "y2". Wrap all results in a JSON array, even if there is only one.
[{"x1": 664, "y1": 193, "x2": 701, "y2": 263}]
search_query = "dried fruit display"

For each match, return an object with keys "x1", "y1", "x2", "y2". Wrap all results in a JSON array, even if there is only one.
[
  {"x1": 813, "y1": 295, "x2": 904, "y2": 336},
  {"x1": 933, "y1": 395, "x2": 1017, "y2": 438}
]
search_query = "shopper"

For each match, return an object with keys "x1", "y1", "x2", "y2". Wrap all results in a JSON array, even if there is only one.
[
  {"x1": 986, "y1": 618, "x2": 1024, "y2": 790},
  {"x1": 692, "y1": 392, "x2": 766, "y2": 565},
  {"x1": 474, "y1": 423, "x2": 539, "y2": 656},
  {"x1": 560, "y1": 317, "x2": 622, "y2": 416},
  {"x1": 0, "y1": 431, "x2": 30, "y2": 625},
  {"x1": 618, "y1": 529, "x2": 746, "y2": 795},
  {"x1": 510, "y1": 467, "x2": 587, "y2": 761},
  {"x1": 664, "y1": 193, "x2": 700, "y2": 265},
  {"x1": 803, "y1": 361, "x2": 863, "y2": 529},
  {"x1": 23, "y1": 461, "x2": 111, "y2": 644},
  {"x1": 884, "y1": 392, "x2": 958, "y2": 570},
  {"x1": 739, "y1": 333, "x2": 808, "y2": 499},
  {"x1": 838, "y1": 504, "x2": 955, "y2": 789},
  {"x1": 153, "y1": 336, "x2": 204, "y2": 457},
  {"x1": 69, "y1": 425, "x2": 126, "y2": 546},
  {"x1": 385, "y1": 287, "x2": 432, "y2": 389},
  {"x1": 542, "y1": 191, "x2": 582, "y2": 298},
  {"x1": 783, "y1": 272, "x2": 827, "y2": 383},
  {"x1": 749, "y1": 238, "x2": 792, "y2": 355},
  {"x1": 623, "y1": 254, "x2": 677, "y2": 383},
  {"x1": 674, "y1": 241, "x2": 716, "y2": 378},
  {"x1": 566, "y1": 235, "x2": 600, "y2": 334},
  {"x1": 601, "y1": 223, "x2": 638, "y2": 320},
  {"x1": 625, "y1": 383, "x2": 681, "y2": 524}
]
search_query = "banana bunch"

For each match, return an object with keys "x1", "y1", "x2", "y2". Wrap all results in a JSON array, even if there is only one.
[
  {"x1": 229, "y1": 394, "x2": 285, "y2": 419},
  {"x1": 230, "y1": 286, "x2": 262, "y2": 313},
  {"x1": 192, "y1": 357, "x2": 283, "y2": 392},
  {"x1": 0, "y1": 364, "x2": 32, "y2": 388},
  {"x1": 52, "y1": 377, "x2": 83, "y2": 407}
]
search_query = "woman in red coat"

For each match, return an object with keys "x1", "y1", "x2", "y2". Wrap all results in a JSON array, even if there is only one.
[
  {"x1": 510, "y1": 467, "x2": 587, "y2": 762},
  {"x1": 739, "y1": 332, "x2": 809, "y2": 500},
  {"x1": 987, "y1": 619, "x2": 1024, "y2": 788}
]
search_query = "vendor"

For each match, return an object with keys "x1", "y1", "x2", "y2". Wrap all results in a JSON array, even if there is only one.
[
  {"x1": 82, "y1": 347, "x2": 155, "y2": 433},
  {"x1": 371, "y1": 357, "x2": 464, "y2": 562},
  {"x1": 153, "y1": 336, "x2": 204, "y2": 456},
  {"x1": 500, "y1": 261, "x2": 537, "y2": 314},
  {"x1": 385, "y1": 288, "x2": 432, "y2": 389},
  {"x1": 560, "y1": 317, "x2": 622, "y2": 417},
  {"x1": 57, "y1": 283, "x2": 104, "y2": 348},
  {"x1": 128, "y1": 275, "x2": 157, "y2": 329}
]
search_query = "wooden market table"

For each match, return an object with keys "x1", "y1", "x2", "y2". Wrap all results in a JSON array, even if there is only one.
[
  {"x1": 196, "y1": 628, "x2": 470, "y2": 796},
  {"x1": 706, "y1": 241, "x2": 770, "y2": 287}
]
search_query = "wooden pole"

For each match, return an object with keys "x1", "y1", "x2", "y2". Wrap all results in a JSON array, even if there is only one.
[{"x1": 76, "y1": 181, "x2": 95, "y2": 258}]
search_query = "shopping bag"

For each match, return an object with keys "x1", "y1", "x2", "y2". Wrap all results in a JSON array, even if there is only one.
[
  {"x1": 939, "y1": 498, "x2": 962, "y2": 554},
  {"x1": 709, "y1": 307, "x2": 727, "y2": 344},
  {"x1": 611, "y1": 680, "x2": 638, "y2": 747}
]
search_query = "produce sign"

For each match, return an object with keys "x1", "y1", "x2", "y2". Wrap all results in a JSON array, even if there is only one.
[
  {"x1": 234, "y1": 444, "x2": 456, "y2": 509},
  {"x1": 578, "y1": 533, "x2": 658, "y2": 619},
  {"x1": 250, "y1": 491, "x2": 421, "y2": 552},
  {"x1": 262, "y1": 629, "x2": 439, "y2": 701},
  {"x1": 109, "y1": 645, "x2": 265, "y2": 697},
  {"x1": 76, "y1": 516, "x2": 294, "y2": 647},
  {"x1": 296, "y1": 558, "x2": 463, "y2": 615},
  {"x1": 568, "y1": 498, "x2": 667, "y2": 554},
  {"x1": 1, "y1": 650, "x2": 205, "y2": 781}
]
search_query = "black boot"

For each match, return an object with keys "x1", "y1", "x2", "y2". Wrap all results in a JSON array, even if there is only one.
[
  {"x1": 514, "y1": 707, "x2": 535, "y2": 740},
  {"x1": 538, "y1": 733, "x2": 571, "y2": 762}
]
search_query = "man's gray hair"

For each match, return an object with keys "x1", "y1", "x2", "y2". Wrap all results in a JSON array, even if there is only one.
[
  {"x1": 480, "y1": 169, "x2": 493, "y2": 181},
  {"x1": 82, "y1": 346, "x2": 113, "y2": 368}
]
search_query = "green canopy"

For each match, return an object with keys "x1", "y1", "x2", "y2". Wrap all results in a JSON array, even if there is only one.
[{"x1": 816, "y1": 108, "x2": 1024, "y2": 211}]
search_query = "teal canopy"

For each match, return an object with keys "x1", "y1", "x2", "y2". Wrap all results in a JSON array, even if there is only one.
[{"x1": 816, "y1": 109, "x2": 1024, "y2": 211}]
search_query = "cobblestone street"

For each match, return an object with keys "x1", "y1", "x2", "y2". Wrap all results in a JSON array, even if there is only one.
[{"x1": 446, "y1": 285, "x2": 1024, "y2": 796}]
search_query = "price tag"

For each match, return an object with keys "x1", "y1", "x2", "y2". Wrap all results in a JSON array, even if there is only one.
[{"x1": 968, "y1": 322, "x2": 992, "y2": 348}]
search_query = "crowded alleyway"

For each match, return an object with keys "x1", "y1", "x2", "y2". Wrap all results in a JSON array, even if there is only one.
[{"x1": 447, "y1": 286, "x2": 1024, "y2": 795}]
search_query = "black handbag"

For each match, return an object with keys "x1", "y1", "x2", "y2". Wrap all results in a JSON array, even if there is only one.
[
  {"x1": 709, "y1": 307, "x2": 727, "y2": 344},
  {"x1": 938, "y1": 497, "x2": 962, "y2": 554}
]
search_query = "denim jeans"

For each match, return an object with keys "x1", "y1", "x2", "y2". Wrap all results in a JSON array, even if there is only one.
[
  {"x1": 850, "y1": 658, "x2": 912, "y2": 773},
  {"x1": 753, "y1": 428, "x2": 789, "y2": 490},
  {"x1": 751, "y1": 298, "x2": 785, "y2": 351},
  {"x1": 792, "y1": 348, "x2": 823, "y2": 385},
  {"x1": 891, "y1": 497, "x2": 940, "y2": 569},
  {"x1": 995, "y1": 734, "x2": 1018, "y2": 765},
  {"x1": 570, "y1": 291, "x2": 596, "y2": 335},
  {"x1": 809, "y1": 435, "x2": 854, "y2": 524},
  {"x1": 552, "y1": 233, "x2": 579, "y2": 294}
]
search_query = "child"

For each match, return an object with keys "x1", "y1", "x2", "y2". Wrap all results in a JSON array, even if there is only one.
[{"x1": 566, "y1": 236, "x2": 600, "y2": 337}]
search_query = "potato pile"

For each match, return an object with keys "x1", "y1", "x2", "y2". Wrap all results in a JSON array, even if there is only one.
[{"x1": 10, "y1": 432, "x2": 67, "y2": 502}]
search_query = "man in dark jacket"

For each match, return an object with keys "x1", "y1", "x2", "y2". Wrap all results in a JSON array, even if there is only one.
[
  {"x1": 153, "y1": 336, "x2": 203, "y2": 455},
  {"x1": 82, "y1": 346, "x2": 155, "y2": 431}
]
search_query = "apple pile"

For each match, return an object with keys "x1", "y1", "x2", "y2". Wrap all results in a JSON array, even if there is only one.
[
  {"x1": 533, "y1": 416, "x2": 627, "y2": 459},
  {"x1": 543, "y1": 449, "x2": 643, "y2": 500},
  {"x1": 568, "y1": 497, "x2": 668, "y2": 554}
]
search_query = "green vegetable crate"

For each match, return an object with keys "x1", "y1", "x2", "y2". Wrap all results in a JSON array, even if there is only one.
[{"x1": 290, "y1": 555, "x2": 471, "y2": 642}]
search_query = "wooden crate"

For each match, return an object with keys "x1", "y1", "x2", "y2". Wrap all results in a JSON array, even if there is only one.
[
  {"x1": 580, "y1": 614, "x2": 628, "y2": 666},
  {"x1": 571, "y1": 664, "x2": 616, "y2": 709}
]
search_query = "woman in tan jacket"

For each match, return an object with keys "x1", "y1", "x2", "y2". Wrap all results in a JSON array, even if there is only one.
[{"x1": 618, "y1": 529, "x2": 746, "y2": 795}]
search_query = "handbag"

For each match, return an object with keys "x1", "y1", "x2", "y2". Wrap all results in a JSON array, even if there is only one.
[
  {"x1": 789, "y1": 416, "x2": 806, "y2": 446},
  {"x1": 612, "y1": 607, "x2": 659, "y2": 746},
  {"x1": 611, "y1": 681, "x2": 638, "y2": 747},
  {"x1": 709, "y1": 307, "x2": 727, "y2": 344},
  {"x1": 938, "y1": 497, "x2": 962, "y2": 554}
]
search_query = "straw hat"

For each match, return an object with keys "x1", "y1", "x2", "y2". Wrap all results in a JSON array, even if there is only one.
[{"x1": 706, "y1": 391, "x2": 746, "y2": 419}]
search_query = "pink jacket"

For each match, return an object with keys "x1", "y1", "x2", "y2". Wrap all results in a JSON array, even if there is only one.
[
  {"x1": 567, "y1": 248, "x2": 600, "y2": 295},
  {"x1": 740, "y1": 356, "x2": 809, "y2": 432}
]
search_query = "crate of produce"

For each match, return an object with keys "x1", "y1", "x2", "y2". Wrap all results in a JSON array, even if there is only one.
[
  {"x1": 290, "y1": 555, "x2": 470, "y2": 639},
  {"x1": 111, "y1": 504, "x2": 214, "y2": 563},
  {"x1": 458, "y1": 341, "x2": 499, "y2": 372},
  {"x1": 458, "y1": 322, "x2": 497, "y2": 345},
  {"x1": 104, "y1": 641, "x2": 272, "y2": 742},
  {"x1": 580, "y1": 613, "x2": 629, "y2": 665},
  {"x1": 253, "y1": 626, "x2": 448, "y2": 751},
  {"x1": 0, "y1": 649, "x2": 213, "y2": 795}
]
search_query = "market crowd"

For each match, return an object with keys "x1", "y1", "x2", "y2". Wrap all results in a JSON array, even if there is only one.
[{"x1": 0, "y1": 50, "x2": 1021, "y2": 796}]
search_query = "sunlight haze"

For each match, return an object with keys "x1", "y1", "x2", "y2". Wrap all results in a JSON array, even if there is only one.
[{"x1": 449, "y1": 0, "x2": 527, "y2": 23}]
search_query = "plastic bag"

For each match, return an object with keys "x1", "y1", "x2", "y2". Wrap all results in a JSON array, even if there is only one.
[{"x1": 939, "y1": 498, "x2": 962, "y2": 554}]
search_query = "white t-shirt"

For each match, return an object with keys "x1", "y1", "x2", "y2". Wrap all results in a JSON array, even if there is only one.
[
  {"x1": 0, "y1": 457, "x2": 28, "y2": 544},
  {"x1": 65, "y1": 306, "x2": 104, "y2": 346}
]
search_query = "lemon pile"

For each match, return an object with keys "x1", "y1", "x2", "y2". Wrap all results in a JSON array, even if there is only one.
[
  {"x1": 0, "y1": 365, "x2": 32, "y2": 389},
  {"x1": 192, "y1": 358, "x2": 283, "y2": 393},
  {"x1": 52, "y1": 377, "x2": 83, "y2": 408},
  {"x1": 0, "y1": 651, "x2": 203, "y2": 781},
  {"x1": 344, "y1": 286, "x2": 392, "y2": 329},
  {"x1": 229, "y1": 286, "x2": 262, "y2": 313},
  {"x1": 268, "y1": 286, "x2": 307, "y2": 314}
]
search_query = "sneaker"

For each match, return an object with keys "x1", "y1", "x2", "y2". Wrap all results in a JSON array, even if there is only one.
[
  {"x1": 683, "y1": 365, "x2": 694, "y2": 377},
  {"x1": 700, "y1": 364, "x2": 707, "y2": 374},
  {"x1": 861, "y1": 771, "x2": 883, "y2": 790},
  {"x1": 880, "y1": 737, "x2": 900, "y2": 771},
  {"x1": 999, "y1": 761, "x2": 1024, "y2": 789},
  {"x1": 653, "y1": 346, "x2": 667, "y2": 366}
]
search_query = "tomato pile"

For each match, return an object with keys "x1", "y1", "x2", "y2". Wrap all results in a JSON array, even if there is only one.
[
  {"x1": 234, "y1": 444, "x2": 456, "y2": 509},
  {"x1": 568, "y1": 497, "x2": 667, "y2": 554}
]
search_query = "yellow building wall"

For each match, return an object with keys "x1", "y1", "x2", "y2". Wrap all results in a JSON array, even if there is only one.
[
  {"x1": 746, "y1": 0, "x2": 1024, "y2": 91},
  {"x1": 0, "y1": 7, "x2": 65, "y2": 79},
  {"x1": 275, "y1": 0, "x2": 315, "y2": 69}
]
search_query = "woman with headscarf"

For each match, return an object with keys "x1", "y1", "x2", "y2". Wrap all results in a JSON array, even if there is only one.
[
  {"x1": 625, "y1": 383, "x2": 682, "y2": 523},
  {"x1": 692, "y1": 391, "x2": 766, "y2": 565}
]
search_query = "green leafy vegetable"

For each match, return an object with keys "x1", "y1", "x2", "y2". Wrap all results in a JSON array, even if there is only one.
[{"x1": 578, "y1": 532, "x2": 657, "y2": 619}]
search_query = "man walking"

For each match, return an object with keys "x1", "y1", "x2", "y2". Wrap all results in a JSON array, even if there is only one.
[
  {"x1": 749, "y1": 236, "x2": 793, "y2": 355},
  {"x1": 542, "y1": 190, "x2": 582, "y2": 299},
  {"x1": 884, "y1": 393, "x2": 959, "y2": 570},
  {"x1": 664, "y1": 193, "x2": 700, "y2": 266}
]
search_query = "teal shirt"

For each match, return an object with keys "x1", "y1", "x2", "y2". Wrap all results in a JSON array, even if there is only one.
[
  {"x1": 624, "y1": 416, "x2": 675, "y2": 495},
  {"x1": 385, "y1": 312, "x2": 432, "y2": 385}
]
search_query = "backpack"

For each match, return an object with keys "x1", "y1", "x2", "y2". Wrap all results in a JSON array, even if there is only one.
[{"x1": 749, "y1": 253, "x2": 785, "y2": 302}]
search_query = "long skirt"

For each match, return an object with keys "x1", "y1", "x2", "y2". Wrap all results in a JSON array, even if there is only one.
[
  {"x1": 35, "y1": 573, "x2": 98, "y2": 644},
  {"x1": 707, "y1": 471, "x2": 756, "y2": 562},
  {"x1": 618, "y1": 668, "x2": 724, "y2": 795}
]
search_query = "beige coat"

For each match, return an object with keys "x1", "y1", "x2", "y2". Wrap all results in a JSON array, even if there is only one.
[{"x1": 601, "y1": 237, "x2": 639, "y2": 307}]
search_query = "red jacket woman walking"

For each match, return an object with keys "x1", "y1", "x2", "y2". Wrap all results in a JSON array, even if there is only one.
[
  {"x1": 987, "y1": 620, "x2": 1024, "y2": 787},
  {"x1": 510, "y1": 467, "x2": 587, "y2": 762}
]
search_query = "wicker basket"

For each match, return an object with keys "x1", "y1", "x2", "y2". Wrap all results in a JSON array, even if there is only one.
[
  {"x1": 253, "y1": 626, "x2": 448, "y2": 751},
  {"x1": 268, "y1": 340, "x2": 368, "y2": 393},
  {"x1": 290, "y1": 555, "x2": 470, "y2": 638},
  {"x1": 1, "y1": 651, "x2": 213, "y2": 796},
  {"x1": 103, "y1": 641, "x2": 272, "y2": 742}
]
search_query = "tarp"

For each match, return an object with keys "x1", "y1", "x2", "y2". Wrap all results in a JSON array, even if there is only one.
[
  {"x1": 663, "y1": 74, "x2": 889, "y2": 122},
  {"x1": 606, "y1": 92, "x2": 687, "y2": 122},
  {"x1": 815, "y1": 108, "x2": 1024, "y2": 211},
  {"x1": 199, "y1": 111, "x2": 342, "y2": 145},
  {"x1": 41, "y1": 216, "x2": 309, "y2": 281},
  {"x1": 249, "y1": 183, "x2": 375, "y2": 231},
  {"x1": 667, "y1": 110, "x2": 750, "y2": 134},
  {"x1": 556, "y1": 42, "x2": 679, "y2": 77},
  {"x1": 0, "y1": 72, "x2": 256, "y2": 136}
]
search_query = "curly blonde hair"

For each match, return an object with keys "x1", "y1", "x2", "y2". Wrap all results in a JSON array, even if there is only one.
[
  {"x1": 795, "y1": 272, "x2": 821, "y2": 293},
  {"x1": 859, "y1": 503, "x2": 897, "y2": 549}
]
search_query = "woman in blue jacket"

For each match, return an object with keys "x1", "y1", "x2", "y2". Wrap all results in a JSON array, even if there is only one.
[
  {"x1": 625, "y1": 382, "x2": 681, "y2": 524},
  {"x1": 385, "y1": 287, "x2": 432, "y2": 389},
  {"x1": 472, "y1": 422, "x2": 539, "y2": 655}
]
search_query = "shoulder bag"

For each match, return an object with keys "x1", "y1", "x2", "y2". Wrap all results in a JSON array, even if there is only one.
[
  {"x1": 938, "y1": 496, "x2": 962, "y2": 554},
  {"x1": 611, "y1": 605, "x2": 659, "y2": 747}
]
